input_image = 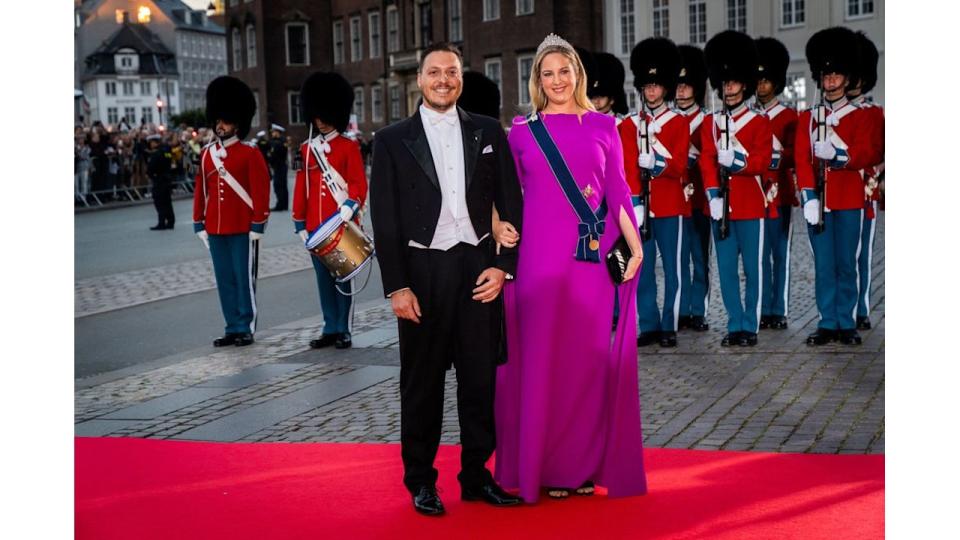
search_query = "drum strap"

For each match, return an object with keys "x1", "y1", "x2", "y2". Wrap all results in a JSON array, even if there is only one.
[
  {"x1": 307, "y1": 133, "x2": 349, "y2": 208},
  {"x1": 209, "y1": 142, "x2": 254, "y2": 210}
]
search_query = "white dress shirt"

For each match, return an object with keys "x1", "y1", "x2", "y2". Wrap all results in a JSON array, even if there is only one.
[{"x1": 410, "y1": 104, "x2": 483, "y2": 251}]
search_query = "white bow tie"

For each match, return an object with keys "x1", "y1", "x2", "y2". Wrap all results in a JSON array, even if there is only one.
[{"x1": 428, "y1": 110, "x2": 458, "y2": 126}]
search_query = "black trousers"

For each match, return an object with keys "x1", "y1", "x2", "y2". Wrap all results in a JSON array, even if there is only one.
[
  {"x1": 399, "y1": 240, "x2": 501, "y2": 493},
  {"x1": 272, "y1": 164, "x2": 288, "y2": 210},
  {"x1": 152, "y1": 178, "x2": 174, "y2": 226}
]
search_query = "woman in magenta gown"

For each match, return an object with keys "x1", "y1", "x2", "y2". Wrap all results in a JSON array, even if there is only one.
[{"x1": 493, "y1": 34, "x2": 647, "y2": 503}]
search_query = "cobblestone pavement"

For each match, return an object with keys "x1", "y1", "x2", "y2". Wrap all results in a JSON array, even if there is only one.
[{"x1": 76, "y1": 212, "x2": 884, "y2": 455}]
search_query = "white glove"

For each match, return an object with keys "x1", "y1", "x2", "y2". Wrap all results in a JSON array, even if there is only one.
[
  {"x1": 709, "y1": 198, "x2": 725, "y2": 221},
  {"x1": 637, "y1": 153, "x2": 655, "y2": 170},
  {"x1": 814, "y1": 141, "x2": 836, "y2": 161},
  {"x1": 633, "y1": 204, "x2": 646, "y2": 227},
  {"x1": 196, "y1": 230, "x2": 210, "y2": 250},
  {"x1": 803, "y1": 199, "x2": 821, "y2": 225},
  {"x1": 339, "y1": 204, "x2": 355, "y2": 221},
  {"x1": 683, "y1": 183, "x2": 695, "y2": 202},
  {"x1": 249, "y1": 231, "x2": 263, "y2": 241},
  {"x1": 298, "y1": 230, "x2": 309, "y2": 243},
  {"x1": 717, "y1": 149, "x2": 735, "y2": 168},
  {"x1": 766, "y1": 182, "x2": 779, "y2": 204}
]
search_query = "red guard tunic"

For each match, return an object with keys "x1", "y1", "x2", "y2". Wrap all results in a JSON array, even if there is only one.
[
  {"x1": 699, "y1": 104, "x2": 774, "y2": 220},
  {"x1": 193, "y1": 138, "x2": 271, "y2": 234},
  {"x1": 795, "y1": 98, "x2": 874, "y2": 210},
  {"x1": 760, "y1": 101, "x2": 799, "y2": 217},
  {"x1": 292, "y1": 133, "x2": 368, "y2": 233},
  {"x1": 678, "y1": 106, "x2": 709, "y2": 215},
  {"x1": 619, "y1": 107, "x2": 691, "y2": 218},
  {"x1": 856, "y1": 100, "x2": 885, "y2": 217}
]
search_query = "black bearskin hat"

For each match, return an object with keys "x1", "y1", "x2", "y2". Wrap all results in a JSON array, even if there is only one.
[
  {"x1": 630, "y1": 37, "x2": 681, "y2": 101},
  {"x1": 755, "y1": 37, "x2": 790, "y2": 94},
  {"x1": 805, "y1": 26, "x2": 860, "y2": 88},
  {"x1": 205, "y1": 76, "x2": 257, "y2": 139},
  {"x1": 705, "y1": 30, "x2": 759, "y2": 100},
  {"x1": 300, "y1": 71, "x2": 354, "y2": 133},
  {"x1": 593, "y1": 52, "x2": 629, "y2": 116},
  {"x1": 851, "y1": 31, "x2": 879, "y2": 94},
  {"x1": 574, "y1": 46, "x2": 600, "y2": 98},
  {"x1": 459, "y1": 71, "x2": 501, "y2": 120},
  {"x1": 677, "y1": 45, "x2": 708, "y2": 106}
]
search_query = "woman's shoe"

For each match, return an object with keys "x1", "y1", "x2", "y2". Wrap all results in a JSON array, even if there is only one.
[
  {"x1": 546, "y1": 487, "x2": 570, "y2": 499},
  {"x1": 574, "y1": 481, "x2": 595, "y2": 496}
]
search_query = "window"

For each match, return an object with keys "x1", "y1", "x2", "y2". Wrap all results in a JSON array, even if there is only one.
[
  {"x1": 105, "y1": 81, "x2": 117, "y2": 96},
  {"x1": 333, "y1": 20, "x2": 344, "y2": 64},
  {"x1": 122, "y1": 81, "x2": 135, "y2": 96},
  {"x1": 371, "y1": 84, "x2": 383, "y2": 122},
  {"x1": 354, "y1": 87, "x2": 365, "y2": 123},
  {"x1": 781, "y1": 0, "x2": 805, "y2": 27},
  {"x1": 517, "y1": 0, "x2": 534, "y2": 16},
  {"x1": 369, "y1": 11, "x2": 381, "y2": 58},
  {"x1": 107, "y1": 107, "x2": 119, "y2": 124},
  {"x1": 847, "y1": 0, "x2": 874, "y2": 19},
  {"x1": 246, "y1": 25, "x2": 257, "y2": 68},
  {"x1": 389, "y1": 83, "x2": 401, "y2": 120},
  {"x1": 350, "y1": 16, "x2": 363, "y2": 61},
  {"x1": 232, "y1": 27, "x2": 242, "y2": 70},
  {"x1": 137, "y1": 6, "x2": 151, "y2": 23},
  {"x1": 289, "y1": 92, "x2": 303, "y2": 125},
  {"x1": 286, "y1": 22, "x2": 309, "y2": 65},
  {"x1": 386, "y1": 7, "x2": 399, "y2": 53},
  {"x1": 518, "y1": 54, "x2": 534, "y2": 106},
  {"x1": 689, "y1": 0, "x2": 707, "y2": 44},
  {"x1": 418, "y1": 3, "x2": 432, "y2": 47},
  {"x1": 782, "y1": 72, "x2": 807, "y2": 110},
  {"x1": 727, "y1": 0, "x2": 747, "y2": 32},
  {"x1": 251, "y1": 92, "x2": 260, "y2": 128},
  {"x1": 484, "y1": 0, "x2": 500, "y2": 21},
  {"x1": 115, "y1": 10, "x2": 128, "y2": 24},
  {"x1": 121, "y1": 57, "x2": 132, "y2": 68},
  {"x1": 485, "y1": 57, "x2": 503, "y2": 101},
  {"x1": 124, "y1": 107, "x2": 136, "y2": 123},
  {"x1": 627, "y1": 90, "x2": 637, "y2": 111},
  {"x1": 448, "y1": 1, "x2": 462, "y2": 41},
  {"x1": 140, "y1": 81, "x2": 151, "y2": 95},
  {"x1": 652, "y1": 0, "x2": 669, "y2": 37},
  {"x1": 620, "y1": 0, "x2": 635, "y2": 55}
]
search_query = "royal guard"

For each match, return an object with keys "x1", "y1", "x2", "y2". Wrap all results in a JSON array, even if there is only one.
[
  {"x1": 591, "y1": 52, "x2": 629, "y2": 119},
  {"x1": 459, "y1": 71, "x2": 502, "y2": 121},
  {"x1": 798, "y1": 27, "x2": 875, "y2": 346},
  {"x1": 700, "y1": 30, "x2": 773, "y2": 347},
  {"x1": 620, "y1": 37, "x2": 691, "y2": 348},
  {"x1": 675, "y1": 44, "x2": 711, "y2": 333},
  {"x1": 293, "y1": 72, "x2": 368, "y2": 350},
  {"x1": 755, "y1": 37, "x2": 799, "y2": 331},
  {"x1": 267, "y1": 123, "x2": 289, "y2": 211},
  {"x1": 193, "y1": 76, "x2": 271, "y2": 347},
  {"x1": 847, "y1": 31, "x2": 884, "y2": 330}
]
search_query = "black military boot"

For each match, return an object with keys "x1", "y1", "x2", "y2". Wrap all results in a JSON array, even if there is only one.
[{"x1": 806, "y1": 328, "x2": 837, "y2": 346}]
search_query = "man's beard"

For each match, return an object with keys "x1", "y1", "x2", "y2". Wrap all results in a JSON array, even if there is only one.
[
  {"x1": 424, "y1": 86, "x2": 458, "y2": 111},
  {"x1": 216, "y1": 127, "x2": 236, "y2": 139}
]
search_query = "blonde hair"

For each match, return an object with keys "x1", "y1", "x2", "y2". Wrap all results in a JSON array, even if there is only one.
[{"x1": 528, "y1": 45, "x2": 596, "y2": 113}]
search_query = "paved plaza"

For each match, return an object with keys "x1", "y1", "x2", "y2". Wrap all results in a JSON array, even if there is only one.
[{"x1": 75, "y1": 210, "x2": 884, "y2": 455}]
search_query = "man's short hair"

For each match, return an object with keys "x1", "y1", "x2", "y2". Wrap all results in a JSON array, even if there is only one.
[{"x1": 418, "y1": 42, "x2": 463, "y2": 72}]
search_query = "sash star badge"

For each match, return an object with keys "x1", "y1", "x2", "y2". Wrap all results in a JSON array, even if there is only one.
[{"x1": 582, "y1": 184, "x2": 595, "y2": 198}]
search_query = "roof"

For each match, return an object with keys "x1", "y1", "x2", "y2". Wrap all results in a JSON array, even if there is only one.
[
  {"x1": 155, "y1": 0, "x2": 225, "y2": 35},
  {"x1": 84, "y1": 22, "x2": 178, "y2": 77}
]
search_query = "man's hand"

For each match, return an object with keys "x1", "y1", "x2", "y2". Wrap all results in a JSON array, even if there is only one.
[
  {"x1": 298, "y1": 229, "x2": 309, "y2": 243},
  {"x1": 803, "y1": 199, "x2": 821, "y2": 226},
  {"x1": 493, "y1": 220, "x2": 520, "y2": 248},
  {"x1": 197, "y1": 230, "x2": 210, "y2": 249},
  {"x1": 718, "y1": 148, "x2": 735, "y2": 168},
  {"x1": 472, "y1": 268, "x2": 506, "y2": 303},
  {"x1": 814, "y1": 141, "x2": 837, "y2": 161},
  {"x1": 709, "y1": 198, "x2": 725, "y2": 221},
  {"x1": 249, "y1": 231, "x2": 263, "y2": 241},
  {"x1": 391, "y1": 289, "x2": 422, "y2": 323},
  {"x1": 637, "y1": 153, "x2": 655, "y2": 170}
]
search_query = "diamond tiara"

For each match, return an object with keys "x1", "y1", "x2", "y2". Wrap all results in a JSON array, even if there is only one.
[{"x1": 536, "y1": 33, "x2": 575, "y2": 56}]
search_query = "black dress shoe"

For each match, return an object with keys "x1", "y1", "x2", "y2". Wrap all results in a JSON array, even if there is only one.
[
  {"x1": 838, "y1": 329, "x2": 862, "y2": 345},
  {"x1": 234, "y1": 333, "x2": 255, "y2": 347},
  {"x1": 856, "y1": 316, "x2": 872, "y2": 330},
  {"x1": 213, "y1": 333, "x2": 240, "y2": 347},
  {"x1": 412, "y1": 486, "x2": 445, "y2": 516},
  {"x1": 770, "y1": 316, "x2": 788, "y2": 330},
  {"x1": 659, "y1": 331, "x2": 677, "y2": 347},
  {"x1": 739, "y1": 332, "x2": 758, "y2": 346},
  {"x1": 677, "y1": 316, "x2": 692, "y2": 330},
  {"x1": 806, "y1": 328, "x2": 837, "y2": 346},
  {"x1": 309, "y1": 334, "x2": 338, "y2": 349},
  {"x1": 637, "y1": 331, "x2": 660, "y2": 347},
  {"x1": 335, "y1": 332, "x2": 352, "y2": 349},
  {"x1": 759, "y1": 316, "x2": 771, "y2": 330},
  {"x1": 461, "y1": 482, "x2": 522, "y2": 506},
  {"x1": 721, "y1": 332, "x2": 742, "y2": 347},
  {"x1": 689, "y1": 316, "x2": 709, "y2": 331},
  {"x1": 149, "y1": 224, "x2": 168, "y2": 231}
]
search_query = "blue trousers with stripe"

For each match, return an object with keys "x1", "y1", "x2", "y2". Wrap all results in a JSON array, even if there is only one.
[
  {"x1": 310, "y1": 255, "x2": 353, "y2": 335},
  {"x1": 637, "y1": 216, "x2": 683, "y2": 333},
  {"x1": 208, "y1": 233, "x2": 257, "y2": 335},
  {"x1": 857, "y1": 202, "x2": 878, "y2": 318},
  {"x1": 679, "y1": 209, "x2": 712, "y2": 318},
  {"x1": 807, "y1": 209, "x2": 863, "y2": 330},
  {"x1": 713, "y1": 218, "x2": 763, "y2": 334},
  {"x1": 761, "y1": 206, "x2": 793, "y2": 317}
]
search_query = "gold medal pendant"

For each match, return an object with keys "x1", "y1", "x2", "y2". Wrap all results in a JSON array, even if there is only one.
[
  {"x1": 582, "y1": 184, "x2": 595, "y2": 199},
  {"x1": 589, "y1": 238, "x2": 600, "y2": 251}
]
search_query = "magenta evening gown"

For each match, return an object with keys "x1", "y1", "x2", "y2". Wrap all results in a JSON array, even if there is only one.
[{"x1": 494, "y1": 111, "x2": 647, "y2": 503}]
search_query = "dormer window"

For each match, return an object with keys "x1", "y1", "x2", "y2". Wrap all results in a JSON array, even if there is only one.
[{"x1": 115, "y1": 48, "x2": 139, "y2": 73}]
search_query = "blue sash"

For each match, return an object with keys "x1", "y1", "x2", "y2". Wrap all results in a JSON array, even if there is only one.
[{"x1": 527, "y1": 113, "x2": 607, "y2": 263}]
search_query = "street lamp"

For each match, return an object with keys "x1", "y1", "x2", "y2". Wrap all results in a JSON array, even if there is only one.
[{"x1": 156, "y1": 94, "x2": 164, "y2": 127}]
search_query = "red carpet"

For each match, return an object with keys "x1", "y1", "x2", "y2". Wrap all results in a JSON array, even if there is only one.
[{"x1": 75, "y1": 438, "x2": 883, "y2": 539}]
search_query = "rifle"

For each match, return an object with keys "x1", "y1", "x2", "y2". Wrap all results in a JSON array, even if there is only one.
[
  {"x1": 639, "y1": 114, "x2": 653, "y2": 241},
  {"x1": 717, "y1": 111, "x2": 731, "y2": 241},
  {"x1": 813, "y1": 100, "x2": 827, "y2": 234}
]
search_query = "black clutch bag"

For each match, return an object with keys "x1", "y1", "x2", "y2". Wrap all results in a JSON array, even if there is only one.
[{"x1": 606, "y1": 235, "x2": 631, "y2": 285}]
